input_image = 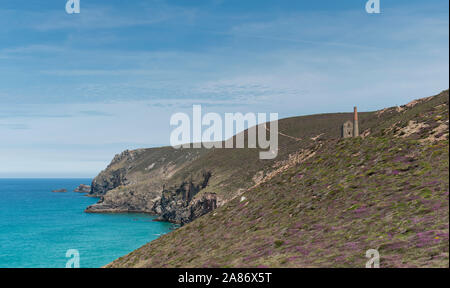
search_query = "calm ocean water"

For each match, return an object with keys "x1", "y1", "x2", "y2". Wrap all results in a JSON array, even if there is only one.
[{"x1": 0, "y1": 179, "x2": 173, "y2": 268}]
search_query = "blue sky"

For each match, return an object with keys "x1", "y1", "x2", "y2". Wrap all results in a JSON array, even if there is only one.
[{"x1": 0, "y1": 0, "x2": 448, "y2": 177}]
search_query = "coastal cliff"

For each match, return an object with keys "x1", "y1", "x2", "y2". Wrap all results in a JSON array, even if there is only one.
[
  {"x1": 107, "y1": 90, "x2": 449, "y2": 268},
  {"x1": 85, "y1": 147, "x2": 210, "y2": 217},
  {"x1": 87, "y1": 91, "x2": 449, "y2": 235}
]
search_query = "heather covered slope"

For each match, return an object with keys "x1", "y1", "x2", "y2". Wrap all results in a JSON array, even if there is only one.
[{"x1": 107, "y1": 90, "x2": 449, "y2": 268}]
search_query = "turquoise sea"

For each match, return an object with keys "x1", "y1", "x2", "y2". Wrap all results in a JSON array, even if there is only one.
[{"x1": 0, "y1": 179, "x2": 173, "y2": 268}]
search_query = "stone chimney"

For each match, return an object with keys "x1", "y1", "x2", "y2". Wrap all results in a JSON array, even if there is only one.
[{"x1": 353, "y1": 106, "x2": 359, "y2": 137}]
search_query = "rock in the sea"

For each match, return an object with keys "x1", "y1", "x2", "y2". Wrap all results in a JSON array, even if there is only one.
[
  {"x1": 74, "y1": 184, "x2": 91, "y2": 193},
  {"x1": 52, "y1": 189, "x2": 67, "y2": 193}
]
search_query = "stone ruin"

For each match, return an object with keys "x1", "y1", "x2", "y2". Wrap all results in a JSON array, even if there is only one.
[
  {"x1": 342, "y1": 107, "x2": 359, "y2": 138},
  {"x1": 342, "y1": 121, "x2": 353, "y2": 138}
]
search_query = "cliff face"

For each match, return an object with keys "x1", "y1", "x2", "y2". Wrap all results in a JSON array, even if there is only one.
[
  {"x1": 86, "y1": 146, "x2": 218, "y2": 223},
  {"x1": 89, "y1": 150, "x2": 142, "y2": 196},
  {"x1": 107, "y1": 90, "x2": 449, "y2": 268},
  {"x1": 151, "y1": 171, "x2": 215, "y2": 224},
  {"x1": 85, "y1": 147, "x2": 210, "y2": 215}
]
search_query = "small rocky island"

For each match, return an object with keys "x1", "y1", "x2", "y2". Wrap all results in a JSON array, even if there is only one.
[
  {"x1": 74, "y1": 184, "x2": 91, "y2": 193},
  {"x1": 52, "y1": 189, "x2": 67, "y2": 193}
]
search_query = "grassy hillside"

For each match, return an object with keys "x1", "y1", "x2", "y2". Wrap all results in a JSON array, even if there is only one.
[{"x1": 107, "y1": 90, "x2": 449, "y2": 268}]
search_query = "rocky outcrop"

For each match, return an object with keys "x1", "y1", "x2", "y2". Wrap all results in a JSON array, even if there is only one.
[
  {"x1": 86, "y1": 165, "x2": 217, "y2": 224},
  {"x1": 85, "y1": 183, "x2": 162, "y2": 214},
  {"x1": 151, "y1": 171, "x2": 215, "y2": 225},
  {"x1": 74, "y1": 184, "x2": 91, "y2": 193},
  {"x1": 153, "y1": 192, "x2": 218, "y2": 225},
  {"x1": 52, "y1": 189, "x2": 67, "y2": 193},
  {"x1": 186, "y1": 192, "x2": 217, "y2": 222},
  {"x1": 90, "y1": 168, "x2": 127, "y2": 196}
]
